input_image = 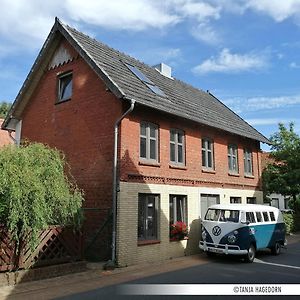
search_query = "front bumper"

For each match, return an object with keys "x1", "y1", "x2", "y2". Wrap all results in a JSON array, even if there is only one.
[{"x1": 199, "y1": 241, "x2": 248, "y2": 255}]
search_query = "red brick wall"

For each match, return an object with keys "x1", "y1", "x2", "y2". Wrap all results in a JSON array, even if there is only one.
[
  {"x1": 119, "y1": 106, "x2": 262, "y2": 191},
  {"x1": 21, "y1": 38, "x2": 123, "y2": 259}
]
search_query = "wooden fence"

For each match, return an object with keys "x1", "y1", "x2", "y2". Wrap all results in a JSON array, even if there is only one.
[{"x1": 0, "y1": 225, "x2": 82, "y2": 272}]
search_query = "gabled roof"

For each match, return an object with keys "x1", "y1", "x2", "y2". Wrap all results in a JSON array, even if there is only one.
[{"x1": 2, "y1": 18, "x2": 270, "y2": 144}]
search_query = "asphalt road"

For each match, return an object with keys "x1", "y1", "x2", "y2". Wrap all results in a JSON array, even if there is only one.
[{"x1": 59, "y1": 241, "x2": 300, "y2": 300}]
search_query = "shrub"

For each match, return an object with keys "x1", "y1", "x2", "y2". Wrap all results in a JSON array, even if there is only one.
[
  {"x1": 0, "y1": 143, "x2": 84, "y2": 250},
  {"x1": 283, "y1": 213, "x2": 300, "y2": 234}
]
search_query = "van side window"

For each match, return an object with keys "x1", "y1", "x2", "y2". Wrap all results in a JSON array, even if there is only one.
[
  {"x1": 262, "y1": 212, "x2": 269, "y2": 222},
  {"x1": 269, "y1": 211, "x2": 275, "y2": 221},
  {"x1": 256, "y1": 212, "x2": 263, "y2": 222},
  {"x1": 246, "y1": 212, "x2": 256, "y2": 223}
]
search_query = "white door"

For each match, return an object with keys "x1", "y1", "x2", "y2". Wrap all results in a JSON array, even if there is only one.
[{"x1": 200, "y1": 194, "x2": 220, "y2": 219}]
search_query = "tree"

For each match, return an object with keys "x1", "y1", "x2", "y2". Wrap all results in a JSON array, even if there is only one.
[
  {"x1": 262, "y1": 123, "x2": 300, "y2": 211},
  {"x1": 0, "y1": 102, "x2": 11, "y2": 118},
  {"x1": 0, "y1": 143, "x2": 84, "y2": 256}
]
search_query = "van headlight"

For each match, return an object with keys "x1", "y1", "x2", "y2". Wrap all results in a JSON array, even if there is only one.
[
  {"x1": 227, "y1": 234, "x2": 237, "y2": 243},
  {"x1": 202, "y1": 229, "x2": 207, "y2": 240}
]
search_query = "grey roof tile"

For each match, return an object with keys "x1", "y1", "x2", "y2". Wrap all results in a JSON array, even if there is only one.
[{"x1": 4, "y1": 18, "x2": 270, "y2": 144}]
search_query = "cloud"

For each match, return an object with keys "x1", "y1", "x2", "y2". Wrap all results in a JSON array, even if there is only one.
[
  {"x1": 193, "y1": 48, "x2": 267, "y2": 74},
  {"x1": 191, "y1": 23, "x2": 220, "y2": 45},
  {"x1": 289, "y1": 62, "x2": 300, "y2": 69},
  {"x1": 246, "y1": 0, "x2": 300, "y2": 22},
  {"x1": 176, "y1": 1, "x2": 220, "y2": 21},
  {"x1": 65, "y1": 0, "x2": 179, "y2": 31},
  {"x1": 224, "y1": 95, "x2": 300, "y2": 113},
  {"x1": 246, "y1": 118, "x2": 297, "y2": 126}
]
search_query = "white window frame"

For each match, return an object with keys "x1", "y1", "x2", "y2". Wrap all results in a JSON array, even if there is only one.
[
  {"x1": 140, "y1": 122, "x2": 159, "y2": 162},
  {"x1": 57, "y1": 71, "x2": 72, "y2": 102},
  {"x1": 202, "y1": 138, "x2": 214, "y2": 169},
  {"x1": 244, "y1": 149, "x2": 253, "y2": 175},
  {"x1": 228, "y1": 144, "x2": 238, "y2": 173},
  {"x1": 170, "y1": 129, "x2": 185, "y2": 165}
]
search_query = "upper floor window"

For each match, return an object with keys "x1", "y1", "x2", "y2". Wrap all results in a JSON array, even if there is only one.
[
  {"x1": 140, "y1": 122, "x2": 158, "y2": 161},
  {"x1": 244, "y1": 149, "x2": 253, "y2": 175},
  {"x1": 170, "y1": 129, "x2": 185, "y2": 165},
  {"x1": 202, "y1": 138, "x2": 214, "y2": 169},
  {"x1": 228, "y1": 144, "x2": 238, "y2": 173},
  {"x1": 57, "y1": 72, "x2": 72, "y2": 102}
]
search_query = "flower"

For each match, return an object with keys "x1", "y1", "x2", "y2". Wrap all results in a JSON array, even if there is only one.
[{"x1": 170, "y1": 221, "x2": 188, "y2": 240}]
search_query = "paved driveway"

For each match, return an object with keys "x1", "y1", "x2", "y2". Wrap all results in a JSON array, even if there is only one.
[
  {"x1": 59, "y1": 237, "x2": 300, "y2": 299},
  {"x1": 2, "y1": 233, "x2": 300, "y2": 300}
]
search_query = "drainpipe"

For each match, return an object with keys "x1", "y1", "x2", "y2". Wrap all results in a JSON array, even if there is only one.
[
  {"x1": 108, "y1": 98, "x2": 135, "y2": 268},
  {"x1": 8, "y1": 130, "x2": 17, "y2": 144}
]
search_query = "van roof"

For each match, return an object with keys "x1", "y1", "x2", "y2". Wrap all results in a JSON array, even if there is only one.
[{"x1": 208, "y1": 204, "x2": 280, "y2": 212}]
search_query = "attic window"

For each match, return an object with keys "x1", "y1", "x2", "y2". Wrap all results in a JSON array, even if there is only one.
[
  {"x1": 57, "y1": 72, "x2": 72, "y2": 102},
  {"x1": 125, "y1": 63, "x2": 166, "y2": 97}
]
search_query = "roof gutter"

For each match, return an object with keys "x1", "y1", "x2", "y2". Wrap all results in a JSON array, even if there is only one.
[{"x1": 107, "y1": 98, "x2": 135, "y2": 269}]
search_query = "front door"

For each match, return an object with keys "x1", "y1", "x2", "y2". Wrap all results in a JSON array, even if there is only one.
[{"x1": 200, "y1": 194, "x2": 220, "y2": 219}]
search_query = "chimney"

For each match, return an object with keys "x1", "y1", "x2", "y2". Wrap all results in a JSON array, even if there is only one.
[{"x1": 153, "y1": 63, "x2": 172, "y2": 79}]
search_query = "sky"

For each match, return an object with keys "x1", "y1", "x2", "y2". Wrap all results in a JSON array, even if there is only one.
[{"x1": 1, "y1": 0, "x2": 300, "y2": 151}]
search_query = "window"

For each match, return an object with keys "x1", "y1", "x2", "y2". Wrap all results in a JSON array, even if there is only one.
[
  {"x1": 246, "y1": 212, "x2": 256, "y2": 223},
  {"x1": 228, "y1": 144, "x2": 238, "y2": 173},
  {"x1": 58, "y1": 72, "x2": 72, "y2": 102},
  {"x1": 125, "y1": 63, "x2": 166, "y2": 97},
  {"x1": 269, "y1": 212, "x2": 275, "y2": 221},
  {"x1": 169, "y1": 195, "x2": 187, "y2": 225},
  {"x1": 230, "y1": 197, "x2": 241, "y2": 204},
  {"x1": 202, "y1": 138, "x2": 214, "y2": 169},
  {"x1": 247, "y1": 197, "x2": 256, "y2": 204},
  {"x1": 140, "y1": 122, "x2": 158, "y2": 161},
  {"x1": 256, "y1": 212, "x2": 263, "y2": 222},
  {"x1": 271, "y1": 198, "x2": 279, "y2": 208},
  {"x1": 170, "y1": 129, "x2": 185, "y2": 165},
  {"x1": 244, "y1": 149, "x2": 253, "y2": 175},
  {"x1": 205, "y1": 209, "x2": 239, "y2": 223},
  {"x1": 138, "y1": 194, "x2": 160, "y2": 241},
  {"x1": 262, "y1": 212, "x2": 269, "y2": 222}
]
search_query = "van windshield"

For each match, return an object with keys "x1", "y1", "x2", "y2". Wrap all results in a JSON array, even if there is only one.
[{"x1": 205, "y1": 209, "x2": 240, "y2": 223}]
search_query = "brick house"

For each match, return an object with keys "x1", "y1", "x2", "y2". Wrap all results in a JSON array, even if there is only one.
[
  {"x1": 2, "y1": 18, "x2": 270, "y2": 266},
  {"x1": 0, "y1": 119, "x2": 14, "y2": 147}
]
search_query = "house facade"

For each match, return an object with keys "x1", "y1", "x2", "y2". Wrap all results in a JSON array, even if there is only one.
[{"x1": 2, "y1": 18, "x2": 270, "y2": 266}]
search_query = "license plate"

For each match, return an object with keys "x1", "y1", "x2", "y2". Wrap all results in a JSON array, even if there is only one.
[{"x1": 209, "y1": 248, "x2": 223, "y2": 254}]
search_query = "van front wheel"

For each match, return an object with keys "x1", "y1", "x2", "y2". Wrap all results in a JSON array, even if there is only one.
[
  {"x1": 245, "y1": 244, "x2": 256, "y2": 263},
  {"x1": 271, "y1": 242, "x2": 281, "y2": 256}
]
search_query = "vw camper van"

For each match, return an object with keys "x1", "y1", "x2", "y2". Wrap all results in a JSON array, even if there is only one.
[{"x1": 199, "y1": 204, "x2": 286, "y2": 262}]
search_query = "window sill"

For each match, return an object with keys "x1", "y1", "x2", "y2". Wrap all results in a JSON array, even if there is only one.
[
  {"x1": 169, "y1": 164, "x2": 187, "y2": 170},
  {"x1": 138, "y1": 240, "x2": 161, "y2": 246},
  {"x1": 138, "y1": 160, "x2": 160, "y2": 167},
  {"x1": 202, "y1": 168, "x2": 215, "y2": 174},
  {"x1": 228, "y1": 172, "x2": 240, "y2": 177},
  {"x1": 55, "y1": 98, "x2": 71, "y2": 105},
  {"x1": 170, "y1": 236, "x2": 189, "y2": 242},
  {"x1": 244, "y1": 174, "x2": 255, "y2": 179}
]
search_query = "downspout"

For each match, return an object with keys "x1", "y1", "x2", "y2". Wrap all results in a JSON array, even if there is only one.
[
  {"x1": 109, "y1": 98, "x2": 135, "y2": 268},
  {"x1": 8, "y1": 130, "x2": 17, "y2": 144}
]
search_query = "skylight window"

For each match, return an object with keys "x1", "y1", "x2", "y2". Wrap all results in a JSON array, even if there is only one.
[{"x1": 125, "y1": 63, "x2": 166, "y2": 97}]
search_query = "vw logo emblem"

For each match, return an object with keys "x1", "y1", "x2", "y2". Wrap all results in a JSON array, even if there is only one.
[{"x1": 212, "y1": 226, "x2": 221, "y2": 236}]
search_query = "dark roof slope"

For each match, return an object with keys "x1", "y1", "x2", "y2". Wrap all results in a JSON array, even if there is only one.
[
  {"x1": 62, "y1": 22, "x2": 269, "y2": 144},
  {"x1": 3, "y1": 18, "x2": 270, "y2": 144}
]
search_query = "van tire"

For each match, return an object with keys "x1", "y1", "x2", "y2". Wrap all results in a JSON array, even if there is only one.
[
  {"x1": 271, "y1": 242, "x2": 281, "y2": 255},
  {"x1": 245, "y1": 244, "x2": 256, "y2": 263}
]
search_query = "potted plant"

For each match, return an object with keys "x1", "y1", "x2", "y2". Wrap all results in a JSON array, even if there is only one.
[{"x1": 170, "y1": 221, "x2": 188, "y2": 241}]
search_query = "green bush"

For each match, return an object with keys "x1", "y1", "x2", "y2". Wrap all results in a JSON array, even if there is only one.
[
  {"x1": 283, "y1": 213, "x2": 300, "y2": 234},
  {"x1": 0, "y1": 143, "x2": 84, "y2": 249}
]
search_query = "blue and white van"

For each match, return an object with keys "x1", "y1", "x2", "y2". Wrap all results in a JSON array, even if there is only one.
[{"x1": 199, "y1": 204, "x2": 286, "y2": 262}]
